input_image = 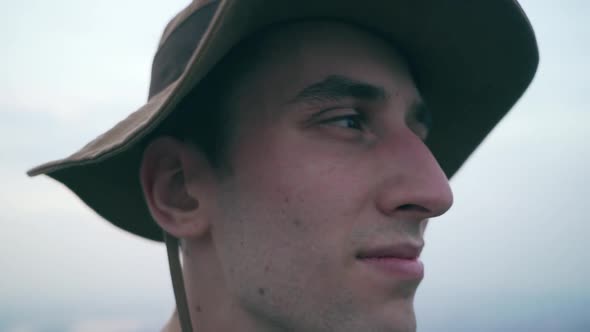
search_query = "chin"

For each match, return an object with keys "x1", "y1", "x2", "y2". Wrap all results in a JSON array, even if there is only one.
[
  {"x1": 386, "y1": 313, "x2": 416, "y2": 332},
  {"x1": 377, "y1": 299, "x2": 417, "y2": 332}
]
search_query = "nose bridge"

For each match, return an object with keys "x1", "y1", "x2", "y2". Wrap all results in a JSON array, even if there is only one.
[{"x1": 375, "y1": 129, "x2": 454, "y2": 219}]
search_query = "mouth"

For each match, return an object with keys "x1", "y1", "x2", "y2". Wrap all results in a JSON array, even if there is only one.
[{"x1": 356, "y1": 242, "x2": 425, "y2": 279}]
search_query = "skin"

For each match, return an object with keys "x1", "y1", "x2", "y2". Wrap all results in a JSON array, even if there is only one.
[{"x1": 141, "y1": 22, "x2": 453, "y2": 332}]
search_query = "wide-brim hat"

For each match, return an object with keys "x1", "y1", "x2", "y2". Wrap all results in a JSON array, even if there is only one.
[{"x1": 28, "y1": 0, "x2": 539, "y2": 242}]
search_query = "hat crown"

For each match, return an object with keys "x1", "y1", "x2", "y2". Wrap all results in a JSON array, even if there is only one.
[{"x1": 149, "y1": 0, "x2": 220, "y2": 98}]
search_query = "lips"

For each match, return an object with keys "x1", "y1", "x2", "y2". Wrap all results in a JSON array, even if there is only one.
[
  {"x1": 356, "y1": 242, "x2": 424, "y2": 279},
  {"x1": 356, "y1": 242, "x2": 423, "y2": 260}
]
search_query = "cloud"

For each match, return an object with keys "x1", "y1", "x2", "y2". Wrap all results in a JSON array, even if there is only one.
[{"x1": 4, "y1": 324, "x2": 39, "y2": 332}]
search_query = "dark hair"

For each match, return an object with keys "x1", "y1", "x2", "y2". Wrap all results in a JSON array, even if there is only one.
[
  {"x1": 143, "y1": 24, "x2": 283, "y2": 173},
  {"x1": 159, "y1": 71, "x2": 233, "y2": 169},
  {"x1": 146, "y1": 20, "x2": 390, "y2": 173},
  {"x1": 145, "y1": 43, "x2": 260, "y2": 172}
]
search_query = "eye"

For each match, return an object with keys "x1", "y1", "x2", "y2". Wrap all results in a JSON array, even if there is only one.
[{"x1": 320, "y1": 112, "x2": 366, "y2": 131}]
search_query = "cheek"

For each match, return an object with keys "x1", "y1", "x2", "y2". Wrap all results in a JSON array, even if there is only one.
[
  {"x1": 227, "y1": 126, "x2": 378, "y2": 244},
  {"x1": 214, "y1": 181, "x2": 339, "y2": 312},
  {"x1": 235, "y1": 146, "x2": 368, "y2": 238},
  {"x1": 212, "y1": 131, "x2": 384, "y2": 321},
  {"x1": 219, "y1": 123, "x2": 375, "y2": 251},
  {"x1": 215, "y1": 145, "x2": 363, "y2": 277}
]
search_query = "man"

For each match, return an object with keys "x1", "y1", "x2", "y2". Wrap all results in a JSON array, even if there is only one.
[{"x1": 28, "y1": 0, "x2": 538, "y2": 331}]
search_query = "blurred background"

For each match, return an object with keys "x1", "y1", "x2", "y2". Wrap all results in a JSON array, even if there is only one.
[{"x1": 1, "y1": 0, "x2": 588, "y2": 331}]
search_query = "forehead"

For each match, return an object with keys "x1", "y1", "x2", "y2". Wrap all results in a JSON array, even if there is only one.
[{"x1": 229, "y1": 21, "x2": 420, "y2": 108}]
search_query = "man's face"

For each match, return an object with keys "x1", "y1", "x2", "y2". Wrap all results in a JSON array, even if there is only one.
[{"x1": 199, "y1": 22, "x2": 453, "y2": 331}]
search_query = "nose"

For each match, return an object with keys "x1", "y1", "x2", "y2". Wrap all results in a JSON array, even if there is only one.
[{"x1": 375, "y1": 129, "x2": 454, "y2": 221}]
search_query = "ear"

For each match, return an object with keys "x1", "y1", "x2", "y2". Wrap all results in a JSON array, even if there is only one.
[{"x1": 139, "y1": 136, "x2": 217, "y2": 239}]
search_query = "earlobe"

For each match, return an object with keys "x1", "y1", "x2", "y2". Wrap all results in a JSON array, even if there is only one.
[{"x1": 139, "y1": 137, "x2": 213, "y2": 239}]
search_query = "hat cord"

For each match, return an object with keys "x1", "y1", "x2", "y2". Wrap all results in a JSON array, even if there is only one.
[{"x1": 165, "y1": 232, "x2": 194, "y2": 332}]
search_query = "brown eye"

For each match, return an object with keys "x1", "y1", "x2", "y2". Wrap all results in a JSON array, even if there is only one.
[
  {"x1": 326, "y1": 115, "x2": 364, "y2": 130},
  {"x1": 326, "y1": 115, "x2": 363, "y2": 130}
]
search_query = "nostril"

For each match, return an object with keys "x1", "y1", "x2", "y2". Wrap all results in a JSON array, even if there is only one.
[{"x1": 397, "y1": 204, "x2": 429, "y2": 213}]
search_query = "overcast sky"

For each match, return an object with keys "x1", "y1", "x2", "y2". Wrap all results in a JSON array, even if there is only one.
[{"x1": 1, "y1": 1, "x2": 589, "y2": 331}]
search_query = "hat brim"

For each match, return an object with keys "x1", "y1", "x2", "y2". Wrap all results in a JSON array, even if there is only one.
[{"x1": 28, "y1": 0, "x2": 538, "y2": 242}]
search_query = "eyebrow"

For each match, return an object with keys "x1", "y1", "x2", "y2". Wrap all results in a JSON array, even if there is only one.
[
  {"x1": 289, "y1": 75, "x2": 388, "y2": 104},
  {"x1": 290, "y1": 74, "x2": 432, "y2": 131}
]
